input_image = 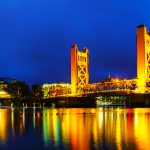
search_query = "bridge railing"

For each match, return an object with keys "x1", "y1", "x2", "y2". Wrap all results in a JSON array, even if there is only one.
[{"x1": 43, "y1": 78, "x2": 138, "y2": 98}]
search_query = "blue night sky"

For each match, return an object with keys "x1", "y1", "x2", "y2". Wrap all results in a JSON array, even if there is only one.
[{"x1": 0, "y1": 0, "x2": 149, "y2": 85}]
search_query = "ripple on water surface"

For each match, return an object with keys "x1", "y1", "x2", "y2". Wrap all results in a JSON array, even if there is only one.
[{"x1": 0, "y1": 107, "x2": 149, "y2": 150}]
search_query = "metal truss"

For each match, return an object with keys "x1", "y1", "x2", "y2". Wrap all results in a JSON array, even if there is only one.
[
  {"x1": 78, "y1": 64, "x2": 87, "y2": 86},
  {"x1": 146, "y1": 52, "x2": 150, "y2": 87},
  {"x1": 77, "y1": 63, "x2": 88, "y2": 93},
  {"x1": 44, "y1": 78, "x2": 138, "y2": 98},
  {"x1": 47, "y1": 88, "x2": 71, "y2": 97},
  {"x1": 43, "y1": 84, "x2": 71, "y2": 98},
  {"x1": 83, "y1": 79, "x2": 137, "y2": 93}
]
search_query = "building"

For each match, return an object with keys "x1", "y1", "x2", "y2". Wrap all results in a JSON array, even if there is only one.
[{"x1": 0, "y1": 78, "x2": 17, "y2": 99}]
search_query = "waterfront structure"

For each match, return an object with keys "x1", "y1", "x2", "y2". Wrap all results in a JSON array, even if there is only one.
[
  {"x1": 137, "y1": 25, "x2": 150, "y2": 91},
  {"x1": 42, "y1": 25, "x2": 150, "y2": 98},
  {"x1": 71, "y1": 44, "x2": 89, "y2": 94},
  {"x1": 42, "y1": 82, "x2": 71, "y2": 98},
  {"x1": 0, "y1": 78, "x2": 16, "y2": 99},
  {"x1": 0, "y1": 91, "x2": 10, "y2": 99}
]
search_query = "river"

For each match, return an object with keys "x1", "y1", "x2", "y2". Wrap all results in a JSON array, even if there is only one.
[{"x1": 0, "y1": 107, "x2": 149, "y2": 150}]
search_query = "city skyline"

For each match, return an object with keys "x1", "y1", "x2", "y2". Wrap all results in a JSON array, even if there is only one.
[{"x1": 0, "y1": 0, "x2": 149, "y2": 85}]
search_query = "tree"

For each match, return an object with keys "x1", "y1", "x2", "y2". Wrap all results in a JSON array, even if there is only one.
[
  {"x1": 6, "y1": 81, "x2": 30, "y2": 106},
  {"x1": 31, "y1": 84, "x2": 44, "y2": 107}
]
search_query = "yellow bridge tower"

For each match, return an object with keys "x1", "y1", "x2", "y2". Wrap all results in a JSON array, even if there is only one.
[
  {"x1": 137, "y1": 25, "x2": 150, "y2": 91},
  {"x1": 71, "y1": 44, "x2": 89, "y2": 94}
]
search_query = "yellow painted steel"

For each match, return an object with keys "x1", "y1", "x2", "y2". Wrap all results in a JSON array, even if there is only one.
[
  {"x1": 137, "y1": 25, "x2": 150, "y2": 92},
  {"x1": 71, "y1": 44, "x2": 89, "y2": 94}
]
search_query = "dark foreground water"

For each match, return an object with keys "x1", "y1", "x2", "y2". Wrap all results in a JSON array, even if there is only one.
[{"x1": 0, "y1": 107, "x2": 150, "y2": 150}]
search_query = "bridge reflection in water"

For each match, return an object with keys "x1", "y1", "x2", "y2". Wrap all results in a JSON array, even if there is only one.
[
  {"x1": 42, "y1": 108, "x2": 150, "y2": 150},
  {"x1": 0, "y1": 108, "x2": 149, "y2": 149}
]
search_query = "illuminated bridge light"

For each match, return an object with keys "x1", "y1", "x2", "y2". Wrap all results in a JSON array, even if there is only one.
[
  {"x1": 42, "y1": 25, "x2": 150, "y2": 97},
  {"x1": 137, "y1": 25, "x2": 150, "y2": 92},
  {"x1": 71, "y1": 44, "x2": 89, "y2": 94}
]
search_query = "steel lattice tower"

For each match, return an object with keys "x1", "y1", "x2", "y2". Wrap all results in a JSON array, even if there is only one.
[
  {"x1": 137, "y1": 25, "x2": 150, "y2": 91},
  {"x1": 71, "y1": 44, "x2": 89, "y2": 94}
]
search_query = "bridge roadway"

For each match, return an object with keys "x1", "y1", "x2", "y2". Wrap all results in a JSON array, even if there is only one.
[{"x1": 44, "y1": 90, "x2": 150, "y2": 108}]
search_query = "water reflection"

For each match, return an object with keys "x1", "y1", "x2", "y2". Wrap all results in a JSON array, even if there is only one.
[
  {"x1": 0, "y1": 109, "x2": 9, "y2": 144},
  {"x1": 133, "y1": 108, "x2": 150, "y2": 150},
  {"x1": 11, "y1": 108, "x2": 14, "y2": 136},
  {"x1": 0, "y1": 107, "x2": 150, "y2": 149},
  {"x1": 42, "y1": 108, "x2": 150, "y2": 150}
]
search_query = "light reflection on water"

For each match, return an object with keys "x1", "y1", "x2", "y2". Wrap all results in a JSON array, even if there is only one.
[{"x1": 0, "y1": 107, "x2": 150, "y2": 149}]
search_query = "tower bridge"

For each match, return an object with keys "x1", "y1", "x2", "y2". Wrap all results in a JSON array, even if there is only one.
[
  {"x1": 43, "y1": 25, "x2": 150, "y2": 98},
  {"x1": 137, "y1": 25, "x2": 150, "y2": 91},
  {"x1": 71, "y1": 44, "x2": 89, "y2": 94}
]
